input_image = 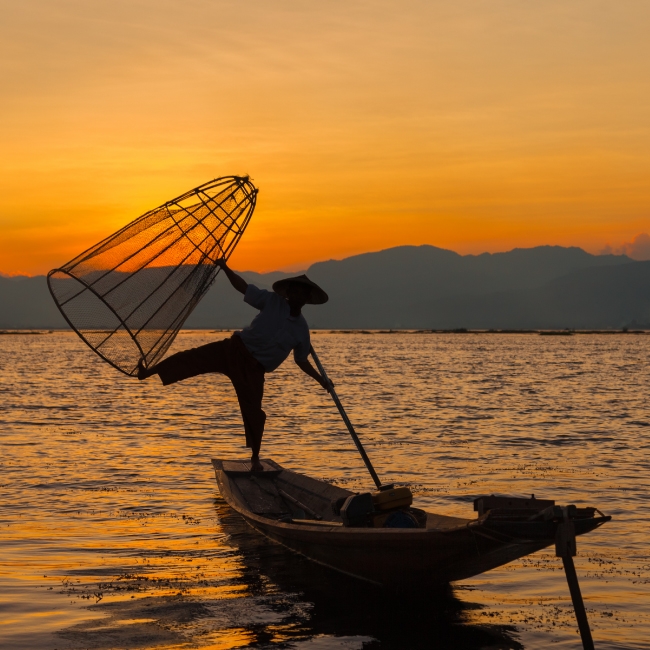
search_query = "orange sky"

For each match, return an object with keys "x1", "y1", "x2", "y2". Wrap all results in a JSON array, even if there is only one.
[{"x1": 1, "y1": 0, "x2": 650, "y2": 275}]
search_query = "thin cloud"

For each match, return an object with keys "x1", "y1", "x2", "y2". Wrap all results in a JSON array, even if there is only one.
[{"x1": 600, "y1": 233, "x2": 650, "y2": 261}]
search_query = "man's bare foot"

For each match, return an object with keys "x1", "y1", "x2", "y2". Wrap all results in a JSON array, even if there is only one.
[
  {"x1": 250, "y1": 457, "x2": 264, "y2": 472},
  {"x1": 137, "y1": 359, "x2": 150, "y2": 381}
]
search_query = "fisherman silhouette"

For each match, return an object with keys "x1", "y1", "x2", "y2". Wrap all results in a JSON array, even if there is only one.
[{"x1": 137, "y1": 260, "x2": 331, "y2": 472}]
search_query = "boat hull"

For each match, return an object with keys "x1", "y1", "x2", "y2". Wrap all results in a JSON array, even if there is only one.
[
  {"x1": 242, "y1": 515, "x2": 551, "y2": 586},
  {"x1": 212, "y1": 459, "x2": 609, "y2": 589}
]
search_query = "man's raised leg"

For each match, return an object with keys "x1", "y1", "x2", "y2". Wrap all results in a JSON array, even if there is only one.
[{"x1": 137, "y1": 340, "x2": 230, "y2": 385}]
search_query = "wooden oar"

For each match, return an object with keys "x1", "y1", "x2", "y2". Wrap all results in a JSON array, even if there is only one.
[{"x1": 310, "y1": 346, "x2": 383, "y2": 489}]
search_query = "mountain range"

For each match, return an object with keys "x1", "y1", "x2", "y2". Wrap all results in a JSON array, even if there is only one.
[{"x1": 2, "y1": 245, "x2": 650, "y2": 330}]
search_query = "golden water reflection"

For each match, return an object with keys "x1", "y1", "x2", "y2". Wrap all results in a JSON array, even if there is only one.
[{"x1": 1, "y1": 331, "x2": 649, "y2": 648}]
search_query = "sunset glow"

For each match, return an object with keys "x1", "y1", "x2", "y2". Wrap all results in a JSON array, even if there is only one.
[{"x1": 1, "y1": 1, "x2": 649, "y2": 275}]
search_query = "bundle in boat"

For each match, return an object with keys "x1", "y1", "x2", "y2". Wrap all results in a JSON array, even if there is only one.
[{"x1": 48, "y1": 176, "x2": 258, "y2": 376}]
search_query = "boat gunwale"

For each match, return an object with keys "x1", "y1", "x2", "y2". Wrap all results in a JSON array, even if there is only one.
[
  {"x1": 211, "y1": 459, "x2": 609, "y2": 541},
  {"x1": 213, "y1": 459, "x2": 477, "y2": 538}
]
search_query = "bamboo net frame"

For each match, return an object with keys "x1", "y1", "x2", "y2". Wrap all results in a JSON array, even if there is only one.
[{"x1": 48, "y1": 176, "x2": 258, "y2": 376}]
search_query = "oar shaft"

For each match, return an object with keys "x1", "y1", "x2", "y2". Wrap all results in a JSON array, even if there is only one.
[
  {"x1": 310, "y1": 346, "x2": 382, "y2": 489},
  {"x1": 562, "y1": 554, "x2": 595, "y2": 650}
]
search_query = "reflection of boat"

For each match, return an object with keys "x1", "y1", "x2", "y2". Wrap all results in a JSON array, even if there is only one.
[
  {"x1": 212, "y1": 458, "x2": 610, "y2": 590},
  {"x1": 213, "y1": 498, "x2": 525, "y2": 650}
]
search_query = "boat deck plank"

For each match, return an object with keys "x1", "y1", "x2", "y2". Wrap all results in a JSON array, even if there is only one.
[
  {"x1": 275, "y1": 470, "x2": 352, "y2": 520},
  {"x1": 222, "y1": 459, "x2": 281, "y2": 476},
  {"x1": 231, "y1": 475, "x2": 289, "y2": 515}
]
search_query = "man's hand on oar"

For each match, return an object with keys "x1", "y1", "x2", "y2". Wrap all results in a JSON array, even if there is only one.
[{"x1": 319, "y1": 376, "x2": 334, "y2": 392}]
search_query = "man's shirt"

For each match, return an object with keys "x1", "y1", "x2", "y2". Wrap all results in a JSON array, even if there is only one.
[{"x1": 237, "y1": 285, "x2": 311, "y2": 372}]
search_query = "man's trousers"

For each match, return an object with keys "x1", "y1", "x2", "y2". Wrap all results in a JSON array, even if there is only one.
[{"x1": 154, "y1": 334, "x2": 266, "y2": 455}]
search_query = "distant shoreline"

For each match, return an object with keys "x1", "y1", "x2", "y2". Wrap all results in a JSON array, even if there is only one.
[
  {"x1": 318, "y1": 329, "x2": 650, "y2": 335},
  {"x1": 2, "y1": 328, "x2": 649, "y2": 336}
]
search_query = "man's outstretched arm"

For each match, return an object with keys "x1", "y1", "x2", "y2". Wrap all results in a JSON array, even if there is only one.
[
  {"x1": 296, "y1": 359, "x2": 333, "y2": 392},
  {"x1": 215, "y1": 260, "x2": 248, "y2": 295}
]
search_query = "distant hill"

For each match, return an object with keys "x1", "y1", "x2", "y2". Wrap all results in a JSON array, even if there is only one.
[
  {"x1": 301, "y1": 245, "x2": 636, "y2": 329},
  {"x1": 0, "y1": 275, "x2": 67, "y2": 329},
  {"x1": 2, "y1": 245, "x2": 648, "y2": 330}
]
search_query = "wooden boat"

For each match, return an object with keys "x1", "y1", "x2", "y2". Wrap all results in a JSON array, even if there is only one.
[{"x1": 212, "y1": 458, "x2": 610, "y2": 589}]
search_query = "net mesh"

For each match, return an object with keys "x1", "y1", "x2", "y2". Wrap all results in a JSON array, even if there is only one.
[{"x1": 48, "y1": 176, "x2": 258, "y2": 376}]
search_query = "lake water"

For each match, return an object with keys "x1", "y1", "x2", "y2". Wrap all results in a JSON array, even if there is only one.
[{"x1": 1, "y1": 331, "x2": 649, "y2": 649}]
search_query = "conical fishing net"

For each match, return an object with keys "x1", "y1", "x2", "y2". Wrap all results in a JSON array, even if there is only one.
[{"x1": 48, "y1": 175, "x2": 258, "y2": 376}]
